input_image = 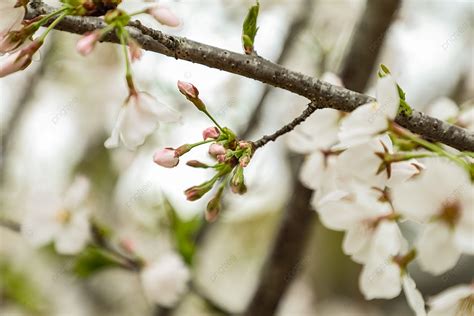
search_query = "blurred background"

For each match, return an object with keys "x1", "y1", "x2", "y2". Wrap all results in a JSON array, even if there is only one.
[{"x1": 1, "y1": 0, "x2": 473, "y2": 315}]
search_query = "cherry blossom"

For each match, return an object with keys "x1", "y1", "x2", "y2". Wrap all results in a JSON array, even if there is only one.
[
  {"x1": 428, "y1": 284, "x2": 474, "y2": 316},
  {"x1": 104, "y1": 92, "x2": 180, "y2": 150},
  {"x1": 335, "y1": 134, "x2": 422, "y2": 190},
  {"x1": 337, "y1": 75, "x2": 400, "y2": 148},
  {"x1": 76, "y1": 31, "x2": 101, "y2": 56},
  {"x1": 21, "y1": 176, "x2": 91, "y2": 255},
  {"x1": 392, "y1": 159, "x2": 474, "y2": 275},
  {"x1": 140, "y1": 253, "x2": 190, "y2": 307},
  {"x1": 316, "y1": 186, "x2": 397, "y2": 264}
]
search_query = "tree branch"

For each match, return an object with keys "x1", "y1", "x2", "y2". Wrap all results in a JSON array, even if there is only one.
[{"x1": 25, "y1": 2, "x2": 474, "y2": 151}]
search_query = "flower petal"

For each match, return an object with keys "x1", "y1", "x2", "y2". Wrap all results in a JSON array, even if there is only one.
[
  {"x1": 402, "y1": 275, "x2": 426, "y2": 316},
  {"x1": 376, "y1": 74, "x2": 400, "y2": 120}
]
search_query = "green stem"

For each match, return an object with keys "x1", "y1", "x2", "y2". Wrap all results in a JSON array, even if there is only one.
[
  {"x1": 203, "y1": 110, "x2": 224, "y2": 131},
  {"x1": 190, "y1": 139, "x2": 214, "y2": 149},
  {"x1": 117, "y1": 27, "x2": 135, "y2": 93},
  {"x1": 32, "y1": 7, "x2": 69, "y2": 30},
  {"x1": 37, "y1": 11, "x2": 69, "y2": 42},
  {"x1": 394, "y1": 126, "x2": 469, "y2": 169}
]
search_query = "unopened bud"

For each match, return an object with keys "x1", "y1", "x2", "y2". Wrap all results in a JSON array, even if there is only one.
[
  {"x1": 184, "y1": 181, "x2": 214, "y2": 201},
  {"x1": 202, "y1": 127, "x2": 220, "y2": 140},
  {"x1": 230, "y1": 165, "x2": 247, "y2": 194},
  {"x1": 186, "y1": 160, "x2": 210, "y2": 168},
  {"x1": 128, "y1": 38, "x2": 142, "y2": 62},
  {"x1": 177, "y1": 80, "x2": 207, "y2": 111},
  {"x1": 206, "y1": 193, "x2": 222, "y2": 222},
  {"x1": 209, "y1": 143, "x2": 226, "y2": 156},
  {"x1": 153, "y1": 147, "x2": 179, "y2": 168}
]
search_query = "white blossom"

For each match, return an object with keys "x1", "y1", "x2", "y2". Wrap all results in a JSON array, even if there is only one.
[
  {"x1": 335, "y1": 134, "x2": 422, "y2": 190},
  {"x1": 21, "y1": 176, "x2": 91, "y2": 255},
  {"x1": 426, "y1": 97, "x2": 459, "y2": 122},
  {"x1": 105, "y1": 92, "x2": 180, "y2": 150},
  {"x1": 392, "y1": 159, "x2": 474, "y2": 275},
  {"x1": 140, "y1": 253, "x2": 190, "y2": 307},
  {"x1": 316, "y1": 186, "x2": 397, "y2": 263},
  {"x1": 337, "y1": 75, "x2": 400, "y2": 148},
  {"x1": 428, "y1": 284, "x2": 474, "y2": 316}
]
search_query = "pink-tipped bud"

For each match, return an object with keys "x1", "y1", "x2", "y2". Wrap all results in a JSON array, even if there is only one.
[
  {"x1": 0, "y1": 40, "x2": 41, "y2": 78},
  {"x1": 186, "y1": 160, "x2": 210, "y2": 168},
  {"x1": 209, "y1": 143, "x2": 226, "y2": 156},
  {"x1": 129, "y1": 38, "x2": 142, "y2": 62},
  {"x1": 175, "y1": 144, "x2": 192, "y2": 156},
  {"x1": 147, "y1": 6, "x2": 180, "y2": 27},
  {"x1": 153, "y1": 147, "x2": 179, "y2": 168},
  {"x1": 177, "y1": 80, "x2": 199, "y2": 99},
  {"x1": 76, "y1": 31, "x2": 101, "y2": 56},
  {"x1": 206, "y1": 195, "x2": 221, "y2": 222},
  {"x1": 202, "y1": 127, "x2": 220, "y2": 140},
  {"x1": 216, "y1": 154, "x2": 226, "y2": 163}
]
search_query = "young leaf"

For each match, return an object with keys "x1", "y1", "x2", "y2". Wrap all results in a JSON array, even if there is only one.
[
  {"x1": 242, "y1": 1, "x2": 260, "y2": 54},
  {"x1": 73, "y1": 246, "x2": 121, "y2": 278}
]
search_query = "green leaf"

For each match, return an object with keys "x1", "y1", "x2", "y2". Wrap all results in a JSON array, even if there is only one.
[
  {"x1": 242, "y1": 1, "x2": 260, "y2": 53},
  {"x1": 165, "y1": 200, "x2": 201, "y2": 265},
  {"x1": 0, "y1": 261, "x2": 46, "y2": 313},
  {"x1": 73, "y1": 246, "x2": 121, "y2": 278}
]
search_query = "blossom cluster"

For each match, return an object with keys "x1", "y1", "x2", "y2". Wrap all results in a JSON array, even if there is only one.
[
  {"x1": 153, "y1": 81, "x2": 255, "y2": 222},
  {"x1": 289, "y1": 69, "x2": 474, "y2": 315}
]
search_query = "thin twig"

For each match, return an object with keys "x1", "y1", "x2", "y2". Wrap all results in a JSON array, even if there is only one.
[{"x1": 252, "y1": 102, "x2": 320, "y2": 148}]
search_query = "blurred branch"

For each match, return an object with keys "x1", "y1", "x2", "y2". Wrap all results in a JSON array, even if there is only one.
[
  {"x1": 339, "y1": 0, "x2": 401, "y2": 92},
  {"x1": 244, "y1": 1, "x2": 402, "y2": 315},
  {"x1": 25, "y1": 1, "x2": 474, "y2": 151}
]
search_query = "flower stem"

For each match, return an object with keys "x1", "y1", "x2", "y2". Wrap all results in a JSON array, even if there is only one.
[
  {"x1": 118, "y1": 27, "x2": 135, "y2": 93},
  {"x1": 202, "y1": 109, "x2": 224, "y2": 131},
  {"x1": 37, "y1": 11, "x2": 69, "y2": 42}
]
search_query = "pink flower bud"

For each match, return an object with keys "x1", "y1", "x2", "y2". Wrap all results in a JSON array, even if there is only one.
[
  {"x1": 76, "y1": 31, "x2": 101, "y2": 56},
  {"x1": 206, "y1": 196, "x2": 221, "y2": 222},
  {"x1": 202, "y1": 127, "x2": 220, "y2": 140},
  {"x1": 186, "y1": 160, "x2": 210, "y2": 168},
  {"x1": 216, "y1": 154, "x2": 226, "y2": 163},
  {"x1": 153, "y1": 147, "x2": 179, "y2": 168},
  {"x1": 147, "y1": 6, "x2": 180, "y2": 27},
  {"x1": 177, "y1": 80, "x2": 199, "y2": 99},
  {"x1": 209, "y1": 143, "x2": 226, "y2": 156},
  {"x1": 239, "y1": 155, "x2": 251, "y2": 167},
  {"x1": 0, "y1": 40, "x2": 41, "y2": 78}
]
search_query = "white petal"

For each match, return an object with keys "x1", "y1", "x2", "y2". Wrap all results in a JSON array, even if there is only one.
[
  {"x1": 335, "y1": 138, "x2": 387, "y2": 188},
  {"x1": 21, "y1": 211, "x2": 60, "y2": 248},
  {"x1": 376, "y1": 75, "x2": 400, "y2": 120},
  {"x1": 371, "y1": 220, "x2": 403, "y2": 258},
  {"x1": 402, "y1": 275, "x2": 426, "y2": 316},
  {"x1": 454, "y1": 212, "x2": 474, "y2": 254},
  {"x1": 428, "y1": 284, "x2": 473, "y2": 315},
  {"x1": 391, "y1": 159, "x2": 469, "y2": 223},
  {"x1": 321, "y1": 72, "x2": 344, "y2": 86},
  {"x1": 386, "y1": 160, "x2": 421, "y2": 188},
  {"x1": 287, "y1": 108, "x2": 340, "y2": 153},
  {"x1": 337, "y1": 103, "x2": 389, "y2": 149},
  {"x1": 140, "y1": 253, "x2": 190, "y2": 307},
  {"x1": 63, "y1": 176, "x2": 90, "y2": 210},
  {"x1": 359, "y1": 260, "x2": 402, "y2": 299},
  {"x1": 104, "y1": 106, "x2": 127, "y2": 149},
  {"x1": 417, "y1": 222, "x2": 461, "y2": 275},
  {"x1": 343, "y1": 226, "x2": 373, "y2": 264},
  {"x1": 299, "y1": 151, "x2": 326, "y2": 190},
  {"x1": 54, "y1": 211, "x2": 90, "y2": 255}
]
